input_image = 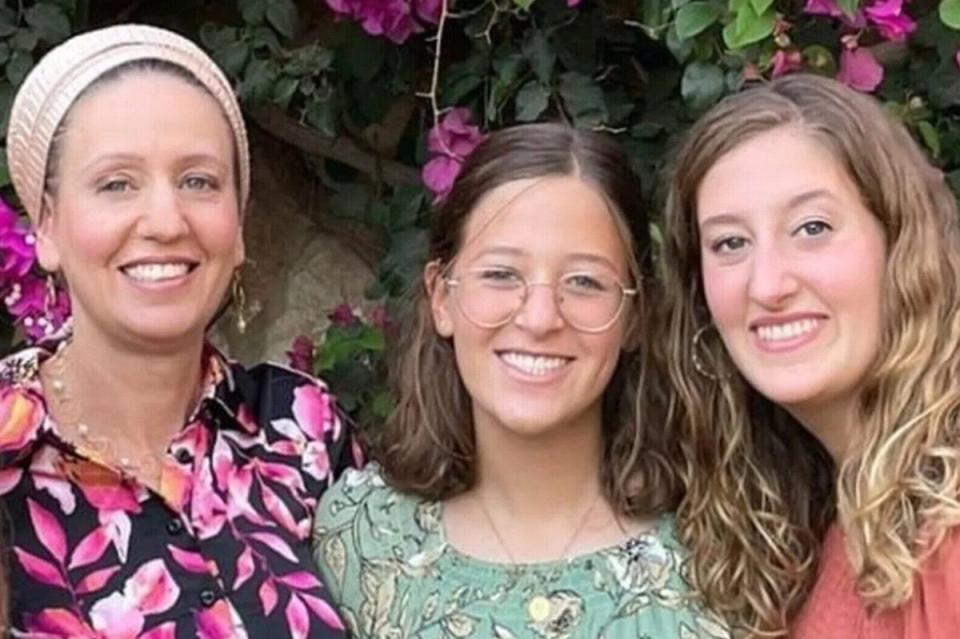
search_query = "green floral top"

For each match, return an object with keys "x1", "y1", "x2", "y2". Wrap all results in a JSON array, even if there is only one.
[{"x1": 313, "y1": 465, "x2": 730, "y2": 639}]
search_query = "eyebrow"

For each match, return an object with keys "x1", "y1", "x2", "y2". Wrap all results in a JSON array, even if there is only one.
[
  {"x1": 81, "y1": 152, "x2": 228, "y2": 174},
  {"x1": 699, "y1": 188, "x2": 837, "y2": 231},
  {"x1": 472, "y1": 246, "x2": 620, "y2": 271}
]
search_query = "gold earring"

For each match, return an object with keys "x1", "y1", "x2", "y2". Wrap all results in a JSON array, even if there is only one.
[
  {"x1": 232, "y1": 270, "x2": 249, "y2": 334},
  {"x1": 43, "y1": 274, "x2": 58, "y2": 315},
  {"x1": 691, "y1": 324, "x2": 727, "y2": 381}
]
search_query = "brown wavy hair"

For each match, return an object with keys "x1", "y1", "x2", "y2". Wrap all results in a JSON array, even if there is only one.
[
  {"x1": 661, "y1": 72, "x2": 960, "y2": 635},
  {"x1": 378, "y1": 122, "x2": 681, "y2": 520}
]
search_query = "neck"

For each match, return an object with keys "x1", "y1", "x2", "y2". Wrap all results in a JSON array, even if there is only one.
[
  {"x1": 54, "y1": 323, "x2": 205, "y2": 451},
  {"x1": 471, "y1": 411, "x2": 604, "y2": 519},
  {"x1": 789, "y1": 394, "x2": 858, "y2": 465}
]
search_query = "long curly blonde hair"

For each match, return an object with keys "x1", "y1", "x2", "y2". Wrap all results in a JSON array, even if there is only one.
[{"x1": 660, "y1": 73, "x2": 960, "y2": 635}]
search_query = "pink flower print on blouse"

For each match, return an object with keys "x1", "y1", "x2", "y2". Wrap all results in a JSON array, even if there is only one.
[{"x1": 87, "y1": 559, "x2": 181, "y2": 638}]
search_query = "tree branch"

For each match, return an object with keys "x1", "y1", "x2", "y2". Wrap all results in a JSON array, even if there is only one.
[{"x1": 250, "y1": 105, "x2": 422, "y2": 187}]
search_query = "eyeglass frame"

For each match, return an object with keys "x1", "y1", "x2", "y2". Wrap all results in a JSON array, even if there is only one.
[{"x1": 438, "y1": 264, "x2": 638, "y2": 334}]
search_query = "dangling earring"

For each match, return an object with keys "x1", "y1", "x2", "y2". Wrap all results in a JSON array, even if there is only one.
[
  {"x1": 232, "y1": 270, "x2": 249, "y2": 334},
  {"x1": 691, "y1": 324, "x2": 727, "y2": 381},
  {"x1": 43, "y1": 274, "x2": 58, "y2": 315}
]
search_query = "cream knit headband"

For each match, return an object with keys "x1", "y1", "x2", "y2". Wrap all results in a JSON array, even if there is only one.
[{"x1": 6, "y1": 23, "x2": 250, "y2": 221}]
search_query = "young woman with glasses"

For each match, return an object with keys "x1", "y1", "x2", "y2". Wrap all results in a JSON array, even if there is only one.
[{"x1": 312, "y1": 123, "x2": 730, "y2": 638}]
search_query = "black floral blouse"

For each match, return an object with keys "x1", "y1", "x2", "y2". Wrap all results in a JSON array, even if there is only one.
[{"x1": 0, "y1": 343, "x2": 358, "y2": 638}]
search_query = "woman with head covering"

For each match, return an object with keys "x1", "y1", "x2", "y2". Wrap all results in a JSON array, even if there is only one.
[{"x1": 0, "y1": 24, "x2": 354, "y2": 637}]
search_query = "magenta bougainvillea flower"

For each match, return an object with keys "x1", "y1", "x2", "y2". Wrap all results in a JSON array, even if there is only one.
[
  {"x1": 804, "y1": 0, "x2": 915, "y2": 91},
  {"x1": 287, "y1": 335, "x2": 316, "y2": 373},
  {"x1": 421, "y1": 108, "x2": 486, "y2": 200},
  {"x1": 771, "y1": 49, "x2": 803, "y2": 77},
  {"x1": 324, "y1": 0, "x2": 439, "y2": 44},
  {"x1": 0, "y1": 197, "x2": 71, "y2": 342},
  {"x1": 838, "y1": 46, "x2": 885, "y2": 92},
  {"x1": 863, "y1": 0, "x2": 916, "y2": 41},
  {"x1": 327, "y1": 303, "x2": 362, "y2": 327}
]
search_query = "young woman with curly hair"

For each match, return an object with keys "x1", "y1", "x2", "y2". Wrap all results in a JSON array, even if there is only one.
[{"x1": 661, "y1": 73, "x2": 960, "y2": 636}]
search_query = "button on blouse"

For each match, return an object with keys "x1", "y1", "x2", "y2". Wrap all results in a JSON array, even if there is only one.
[{"x1": 0, "y1": 344, "x2": 360, "y2": 639}]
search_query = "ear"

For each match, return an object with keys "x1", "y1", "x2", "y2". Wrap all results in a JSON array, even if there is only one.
[
  {"x1": 233, "y1": 229, "x2": 246, "y2": 268},
  {"x1": 34, "y1": 196, "x2": 62, "y2": 273},
  {"x1": 425, "y1": 260, "x2": 454, "y2": 338}
]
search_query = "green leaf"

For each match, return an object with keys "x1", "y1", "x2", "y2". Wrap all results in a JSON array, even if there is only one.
[
  {"x1": 675, "y1": 2, "x2": 721, "y2": 40},
  {"x1": 681, "y1": 61, "x2": 725, "y2": 110},
  {"x1": 515, "y1": 81, "x2": 550, "y2": 121},
  {"x1": 6, "y1": 51, "x2": 33, "y2": 86},
  {"x1": 199, "y1": 24, "x2": 238, "y2": 51},
  {"x1": 0, "y1": 43, "x2": 10, "y2": 67},
  {"x1": 722, "y1": 4, "x2": 775, "y2": 49},
  {"x1": 340, "y1": 34, "x2": 384, "y2": 81},
  {"x1": 514, "y1": 0, "x2": 536, "y2": 10},
  {"x1": 0, "y1": 84, "x2": 15, "y2": 137},
  {"x1": 305, "y1": 97, "x2": 337, "y2": 137},
  {"x1": 644, "y1": 0, "x2": 669, "y2": 32},
  {"x1": 749, "y1": 0, "x2": 774, "y2": 16},
  {"x1": 523, "y1": 30, "x2": 555, "y2": 84},
  {"x1": 217, "y1": 40, "x2": 250, "y2": 76},
  {"x1": 12, "y1": 29, "x2": 39, "y2": 52},
  {"x1": 237, "y1": 58, "x2": 278, "y2": 104},
  {"x1": 940, "y1": 0, "x2": 960, "y2": 31},
  {"x1": 559, "y1": 72, "x2": 608, "y2": 127},
  {"x1": 666, "y1": 24, "x2": 695, "y2": 62},
  {"x1": 837, "y1": 0, "x2": 859, "y2": 17},
  {"x1": 0, "y1": 6, "x2": 18, "y2": 38},
  {"x1": 25, "y1": 4, "x2": 71, "y2": 44},
  {"x1": 266, "y1": 0, "x2": 298, "y2": 38},
  {"x1": 916, "y1": 120, "x2": 941, "y2": 158},
  {"x1": 272, "y1": 76, "x2": 299, "y2": 109},
  {"x1": 238, "y1": 0, "x2": 267, "y2": 25}
]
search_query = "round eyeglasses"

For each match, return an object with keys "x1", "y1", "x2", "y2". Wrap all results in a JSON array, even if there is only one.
[{"x1": 443, "y1": 266, "x2": 636, "y2": 333}]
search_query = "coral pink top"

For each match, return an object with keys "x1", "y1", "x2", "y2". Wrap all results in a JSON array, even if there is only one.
[{"x1": 791, "y1": 524, "x2": 960, "y2": 638}]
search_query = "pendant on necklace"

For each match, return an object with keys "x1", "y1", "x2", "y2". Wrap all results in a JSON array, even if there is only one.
[{"x1": 527, "y1": 595, "x2": 551, "y2": 622}]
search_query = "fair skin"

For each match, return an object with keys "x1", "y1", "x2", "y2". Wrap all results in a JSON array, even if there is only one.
[
  {"x1": 696, "y1": 126, "x2": 886, "y2": 461},
  {"x1": 35, "y1": 71, "x2": 244, "y2": 490},
  {"x1": 430, "y1": 176, "x2": 648, "y2": 562}
]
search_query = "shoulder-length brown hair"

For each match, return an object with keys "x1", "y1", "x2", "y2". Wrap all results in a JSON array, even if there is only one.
[
  {"x1": 377, "y1": 122, "x2": 680, "y2": 519},
  {"x1": 661, "y1": 72, "x2": 960, "y2": 634}
]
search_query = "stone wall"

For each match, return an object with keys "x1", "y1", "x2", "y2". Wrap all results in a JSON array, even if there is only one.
[{"x1": 211, "y1": 129, "x2": 377, "y2": 365}]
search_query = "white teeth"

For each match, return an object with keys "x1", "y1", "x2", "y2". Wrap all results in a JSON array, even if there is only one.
[
  {"x1": 756, "y1": 318, "x2": 819, "y2": 342},
  {"x1": 123, "y1": 262, "x2": 190, "y2": 282},
  {"x1": 500, "y1": 351, "x2": 569, "y2": 376}
]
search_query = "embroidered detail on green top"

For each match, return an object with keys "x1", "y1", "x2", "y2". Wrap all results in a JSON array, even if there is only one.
[{"x1": 313, "y1": 465, "x2": 731, "y2": 639}]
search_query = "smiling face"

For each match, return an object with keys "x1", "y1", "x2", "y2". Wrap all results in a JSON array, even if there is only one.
[
  {"x1": 36, "y1": 71, "x2": 243, "y2": 351},
  {"x1": 430, "y1": 176, "x2": 632, "y2": 439},
  {"x1": 697, "y1": 126, "x2": 886, "y2": 428}
]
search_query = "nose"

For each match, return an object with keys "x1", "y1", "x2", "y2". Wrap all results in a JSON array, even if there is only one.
[
  {"x1": 512, "y1": 282, "x2": 565, "y2": 334},
  {"x1": 747, "y1": 243, "x2": 800, "y2": 308},
  {"x1": 138, "y1": 183, "x2": 189, "y2": 241}
]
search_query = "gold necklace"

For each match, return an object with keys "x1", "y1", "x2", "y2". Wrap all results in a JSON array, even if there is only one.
[
  {"x1": 476, "y1": 489, "x2": 601, "y2": 624},
  {"x1": 45, "y1": 342, "x2": 162, "y2": 478}
]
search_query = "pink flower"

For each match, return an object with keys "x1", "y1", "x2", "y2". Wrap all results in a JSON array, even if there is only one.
[
  {"x1": 567, "y1": 0, "x2": 581, "y2": 6},
  {"x1": 292, "y1": 384, "x2": 335, "y2": 440},
  {"x1": 327, "y1": 303, "x2": 360, "y2": 327},
  {"x1": 771, "y1": 49, "x2": 803, "y2": 77},
  {"x1": 0, "y1": 198, "x2": 36, "y2": 286},
  {"x1": 422, "y1": 108, "x2": 485, "y2": 200},
  {"x1": 956, "y1": 49, "x2": 960, "y2": 71},
  {"x1": 286, "y1": 335, "x2": 315, "y2": 373},
  {"x1": 414, "y1": 0, "x2": 441, "y2": 23},
  {"x1": 371, "y1": 304, "x2": 390, "y2": 329},
  {"x1": 838, "y1": 46, "x2": 884, "y2": 92},
  {"x1": 325, "y1": 0, "x2": 424, "y2": 44},
  {"x1": 804, "y1": 0, "x2": 844, "y2": 17},
  {"x1": 863, "y1": 0, "x2": 916, "y2": 41}
]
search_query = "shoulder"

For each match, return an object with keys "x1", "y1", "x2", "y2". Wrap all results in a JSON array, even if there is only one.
[
  {"x1": 317, "y1": 463, "x2": 434, "y2": 532},
  {"x1": 0, "y1": 345, "x2": 50, "y2": 466},
  {"x1": 226, "y1": 359, "x2": 343, "y2": 442}
]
